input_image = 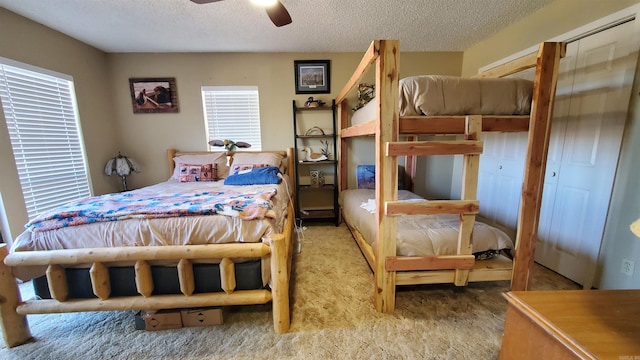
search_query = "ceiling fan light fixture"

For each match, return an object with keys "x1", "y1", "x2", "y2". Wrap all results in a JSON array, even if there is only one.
[
  {"x1": 250, "y1": 0, "x2": 277, "y2": 7},
  {"x1": 191, "y1": 0, "x2": 291, "y2": 27}
]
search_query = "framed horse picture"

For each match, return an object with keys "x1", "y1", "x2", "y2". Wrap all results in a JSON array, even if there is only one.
[{"x1": 129, "y1": 77, "x2": 179, "y2": 114}]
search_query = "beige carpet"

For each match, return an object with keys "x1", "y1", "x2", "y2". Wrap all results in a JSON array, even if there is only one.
[{"x1": 0, "y1": 224, "x2": 579, "y2": 359}]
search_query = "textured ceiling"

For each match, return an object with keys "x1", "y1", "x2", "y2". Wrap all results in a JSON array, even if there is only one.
[{"x1": 0, "y1": 0, "x2": 555, "y2": 53}]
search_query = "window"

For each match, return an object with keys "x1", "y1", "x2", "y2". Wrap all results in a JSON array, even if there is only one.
[
  {"x1": 0, "y1": 58, "x2": 91, "y2": 220},
  {"x1": 202, "y1": 86, "x2": 262, "y2": 151}
]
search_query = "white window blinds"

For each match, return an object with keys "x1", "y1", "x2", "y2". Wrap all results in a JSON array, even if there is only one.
[
  {"x1": 0, "y1": 58, "x2": 91, "y2": 220},
  {"x1": 202, "y1": 86, "x2": 262, "y2": 151}
]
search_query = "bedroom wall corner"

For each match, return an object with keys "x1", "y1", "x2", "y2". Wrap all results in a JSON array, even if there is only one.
[
  {"x1": 597, "y1": 56, "x2": 640, "y2": 289},
  {"x1": 460, "y1": 0, "x2": 640, "y2": 76},
  {"x1": 0, "y1": 8, "x2": 120, "y2": 238}
]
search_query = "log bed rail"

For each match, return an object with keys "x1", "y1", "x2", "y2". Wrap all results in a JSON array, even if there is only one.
[
  {"x1": 337, "y1": 39, "x2": 564, "y2": 313},
  {"x1": 0, "y1": 230, "x2": 291, "y2": 347},
  {"x1": 0, "y1": 148, "x2": 295, "y2": 348}
]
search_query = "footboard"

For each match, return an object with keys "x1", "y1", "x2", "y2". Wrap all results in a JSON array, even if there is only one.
[{"x1": 0, "y1": 228, "x2": 291, "y2": 348}]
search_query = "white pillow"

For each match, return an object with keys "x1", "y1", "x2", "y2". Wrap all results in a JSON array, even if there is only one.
[
  {"x1": 231, "y1": 152, "x2": 283, "y2": 167},
  {"x1": 171, "y1": 153, "x2": 227, "y2": 180}
]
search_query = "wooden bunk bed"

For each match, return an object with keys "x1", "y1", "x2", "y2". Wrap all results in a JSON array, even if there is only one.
[
  {"x1": 337, "y1": 40, "x2": 564, "y2": 312},
  {"x1": 0, "y1": 148, "x2": 295, "y2": 347}
]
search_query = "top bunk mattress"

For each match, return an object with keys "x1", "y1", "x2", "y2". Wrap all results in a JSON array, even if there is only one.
[{"x1": 350, "y1": 75, "x2": 533, "y2": 125}]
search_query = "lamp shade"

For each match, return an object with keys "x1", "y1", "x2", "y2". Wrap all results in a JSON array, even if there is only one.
[
  {"x1": 104, "y1": 153, "x2": 141, "y2": 176},
  {"x1": 631, "y1": 218, "x2": 640, "y2": 238},
  {"x1": 104, "y1": 153, "x2": 141, "y2": 191}
]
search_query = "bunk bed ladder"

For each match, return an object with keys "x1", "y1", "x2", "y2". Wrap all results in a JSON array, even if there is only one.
[
  {"x1": 384, "y1": 116, "x2": 482, "y2": 286},
  {"x1": 455, "y1": 115, "x2": 482, "y2": 285}
]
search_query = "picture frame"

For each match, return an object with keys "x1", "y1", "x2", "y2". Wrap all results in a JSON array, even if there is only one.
[
  {"x1": 129, "y1": 77, "x2": 179, "y2": 114},
  {"x1": 294, "y1": 60, "x2": 330, "y2": 94}
]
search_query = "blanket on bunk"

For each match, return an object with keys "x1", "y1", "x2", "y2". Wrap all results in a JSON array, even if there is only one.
[
  {"x1": 349, "y1": 75, "x2": 534, "y2": 126},
  {"x1": 340, "y1": 189, "x2": 514, "y2": 259},
  {"x1": 26, "y1": 186, "x2": 278, "y2": 232}
]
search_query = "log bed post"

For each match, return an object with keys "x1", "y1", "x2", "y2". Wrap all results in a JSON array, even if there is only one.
[
  {"x1": 269, "y1": 234, "x2": 290, "y2": 333},
  {"x1": 511, "y1": 42, "x2": 564, "y2": 291},
  {"x1": 0, "y1": 244, "x2": 32, "y2": 347},
  {"x1": 135, "y1": 260, "x2": 153, "y2": 297},
  {"x1": 374, "y1": 39, "x2": 400, "y2": 313}
]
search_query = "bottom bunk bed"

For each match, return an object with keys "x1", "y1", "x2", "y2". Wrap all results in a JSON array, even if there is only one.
[
  {"x1": 340, "y1": 189, "x2": 515, "y2": 285},
  {"x1": 0, "y1": 148, "x2": 295, "y2": 348}
]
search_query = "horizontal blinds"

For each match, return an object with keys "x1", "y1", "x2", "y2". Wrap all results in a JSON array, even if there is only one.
[
  {"x1": 0, "y1": 61, "x2": 91, "y2": 219},
  {"x1": 202, "y1": 86, "x2": 262, "y2": 151}
]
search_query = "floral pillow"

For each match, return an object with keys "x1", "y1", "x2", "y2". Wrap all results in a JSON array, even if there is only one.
[
  {"x1": 172, "y1": 152, "x2": 227, "y2": 180},
  {"x1": 179, "y1": 163, "x2": 218, "y2": 182}
]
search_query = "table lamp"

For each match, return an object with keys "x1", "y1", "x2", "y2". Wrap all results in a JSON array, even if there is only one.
[
  {"x1": 631, "y1": 217, "x2": 640, "y2": 238},
  {"x1": 104, "y1": 152, "x2": 141, "y2": 191}
]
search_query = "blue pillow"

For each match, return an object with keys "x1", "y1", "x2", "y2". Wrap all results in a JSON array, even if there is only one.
[{"x1": 223, "y1": 166, "x2": 282, "y2": 185}]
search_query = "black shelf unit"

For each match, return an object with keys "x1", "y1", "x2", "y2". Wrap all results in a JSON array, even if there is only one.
[{"x1": 292, "y1": 99, "x2": 339, "y2": 226}]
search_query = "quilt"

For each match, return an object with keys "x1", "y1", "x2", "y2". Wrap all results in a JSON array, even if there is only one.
[{"x1": 26, "y1": 186, "x2": 278, "y2": 232}]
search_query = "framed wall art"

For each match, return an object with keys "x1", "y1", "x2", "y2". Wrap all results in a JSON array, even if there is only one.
[
  {"x1": 294, "y1": 60, "x2": 330, "y2": 94},
  {"x1": 129, "y1": 77, "x2": 179, "y2": 114}
]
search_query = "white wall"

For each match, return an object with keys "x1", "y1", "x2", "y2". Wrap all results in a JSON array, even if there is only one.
[{"x1": 598, "y1": 56, "x2": 640, "y2": 289}]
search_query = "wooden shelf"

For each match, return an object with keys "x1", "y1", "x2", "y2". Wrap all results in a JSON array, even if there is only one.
[
  {"x1": 298, "y1": 184, "x2": 336, "y2": 191},
  {"x1": 296, "y1": 134, "x2": 334, "y2": 139},
  {"x1": 300, "y1": 209, "x2": 336, "y2": 219},
  {"x1": 298, "y1": 160, "x2": 336, "y2": 165},
  {"x1": 296, "y1": 106, "x2": 332, "y2": 112}
]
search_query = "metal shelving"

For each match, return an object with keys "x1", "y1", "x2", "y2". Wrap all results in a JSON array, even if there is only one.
[{"x1": 292, "y1": 99, "x2": 338, "y2": 226}]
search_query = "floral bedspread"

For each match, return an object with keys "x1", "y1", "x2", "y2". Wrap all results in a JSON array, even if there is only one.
[{"x1": 26, "y1": 187, "x2": 278, "y2": 232}]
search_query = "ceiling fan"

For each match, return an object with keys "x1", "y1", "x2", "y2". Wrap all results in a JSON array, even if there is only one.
[{"x1": 190, "y1": 0, "x2": 292, "y2": 27}]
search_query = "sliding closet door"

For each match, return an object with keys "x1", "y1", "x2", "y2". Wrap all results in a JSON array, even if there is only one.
[{"x1": 535, "y1": 20, "x2": 639, "y2": 287}]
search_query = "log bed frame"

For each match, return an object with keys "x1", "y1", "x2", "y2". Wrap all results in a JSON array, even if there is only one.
[
  {"x1": 337, "y1": 40, "x2": 565, "y2": 312},
  {"x1": 0, "y1": 148, "x2": 295, "y2": 347}
]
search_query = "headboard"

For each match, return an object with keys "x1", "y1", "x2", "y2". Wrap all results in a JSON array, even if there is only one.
[{"x1": 166, "y1": 148, "x2": 295, "y2": 180}]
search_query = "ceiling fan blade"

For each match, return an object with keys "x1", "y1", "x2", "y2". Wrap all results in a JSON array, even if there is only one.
[
  {"x1": 190, "y1": 0, "x2": 224, "y2": 4},
  {"x1": 265, "y1": 1, "x2": 292, "y2": 27}
]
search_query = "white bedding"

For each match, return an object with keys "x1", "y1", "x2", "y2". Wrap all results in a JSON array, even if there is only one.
[
  {"x1": 11, "y1": 177, "x2": 292, "y2": 281},
  {"x1": 339, "y1": 189, "x2": 513, "y2": 257}
]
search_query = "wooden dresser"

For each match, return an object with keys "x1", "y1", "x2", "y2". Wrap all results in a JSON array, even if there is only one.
[{"x1": 500, "y1": 290, "x2": 640, "y2": 360}]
